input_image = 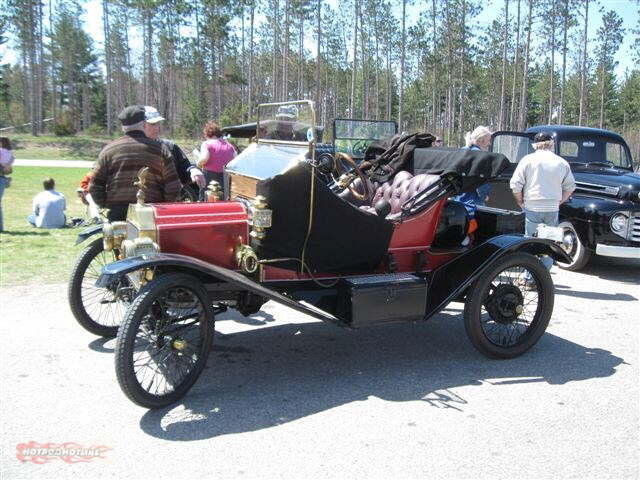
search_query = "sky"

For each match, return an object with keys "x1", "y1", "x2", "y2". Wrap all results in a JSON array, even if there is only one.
[{"x1": 1, "y1": 0, "x2": 638, "y2": 77}]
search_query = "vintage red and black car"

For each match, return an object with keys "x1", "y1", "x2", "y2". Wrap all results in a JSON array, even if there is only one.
[{"x1": 90, "y1": 101, "x2": 570, "y2": 409}]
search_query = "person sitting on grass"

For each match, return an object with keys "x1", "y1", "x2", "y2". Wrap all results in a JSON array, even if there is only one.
[{"x1": 27, "y1": 177, "x2": 66, "y2": 229}]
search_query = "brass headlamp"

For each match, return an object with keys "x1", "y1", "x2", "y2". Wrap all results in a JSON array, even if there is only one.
[
  {"x1": 206, "y1": 180, "x2": 223, "y2": 202},
  {"x1": 102, "y1": 221, "x2": 128, "y2": 252},
  {"x1": 249, "y1": 195, "x2": 272, "y2": 240}
]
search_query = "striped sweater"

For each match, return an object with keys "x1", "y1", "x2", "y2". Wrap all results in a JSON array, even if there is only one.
[{"x1": 90, "y1": 131, "x2": 181, "y2": 207}]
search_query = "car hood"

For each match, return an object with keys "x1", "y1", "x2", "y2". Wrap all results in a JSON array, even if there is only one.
[{"x1": 572, "y1": 166, "x2": 640, "y2": 203}]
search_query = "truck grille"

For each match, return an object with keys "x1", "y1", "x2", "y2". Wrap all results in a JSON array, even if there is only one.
[{"x1": 629, "y1": 214, "x2": 640, "y2": 242}]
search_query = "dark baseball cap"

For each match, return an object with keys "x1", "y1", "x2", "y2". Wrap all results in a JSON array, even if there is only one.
[
  {"x1": 533, "y1": 131, "x2": 554, "y2": 143},
  {"x1": 118, "y1": 105, "x2": 146, "y2": 126}
]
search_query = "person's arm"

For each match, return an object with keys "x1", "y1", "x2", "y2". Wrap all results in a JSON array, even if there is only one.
[
  {"x1": 196, "y1": 142, "x2": 210, "y2": 169},
  {"x1": 173, "y1": 142, "x2": 206, "y2": 188},
  {"x1": 160, "y1": 151, "x2": 182, "y2": 202},
  {"x1": 513, "y1": 191, "x2": 524, "y2": 209},
  {"x1": 509, "y1": 160, "x2": 527, "y2": 209},
  {"x1": 560, "y1": 165, "x2": 576, "y2": 204},
  {"x1": 89, "y1": 152, "x2": 108, "y2": 207},
  {"x1": 33, "y1": 195, "x2": 39, "y2": 216}
]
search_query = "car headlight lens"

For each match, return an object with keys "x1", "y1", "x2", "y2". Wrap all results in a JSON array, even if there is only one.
[{"x1": 610, "y1": 212, "x2": 629, "y2": 235}]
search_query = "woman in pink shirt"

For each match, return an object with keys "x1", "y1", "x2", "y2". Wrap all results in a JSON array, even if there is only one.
[
  {"x1": 0, "y1": 137, "x2": 15, "y2": 232},
  {"x1": 195, "y1": 121, "x2": 237, "y2": 193}
]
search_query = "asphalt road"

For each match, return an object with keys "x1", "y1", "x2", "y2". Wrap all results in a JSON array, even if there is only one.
[{"x1": 1, "y1": 256, "x2": 638, "y2": 479}]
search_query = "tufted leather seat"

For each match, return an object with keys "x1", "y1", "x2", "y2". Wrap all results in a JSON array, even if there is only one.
[{"x1": 340, "y1": 171, "x2": 441, "y2": 219}]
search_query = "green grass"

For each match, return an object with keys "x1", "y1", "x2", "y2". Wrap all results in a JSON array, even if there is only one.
[
  {"x1": 0, "y1": 166, "x2": 93, "y2": 286},
  {"x1": 10, "y1": 134, "x2": 113, "y2": 160},
  {"x1": 9, "y1": 134, "x2": 200, "y2": 161}
]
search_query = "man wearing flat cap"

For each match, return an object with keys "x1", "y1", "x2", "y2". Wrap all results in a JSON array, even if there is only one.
[
  {"x1": 90, "y1": 105, "x2": 182, "y2": 221},
  {"x1": 510, "y1": 131, "x2": 576, "y2": 276}
]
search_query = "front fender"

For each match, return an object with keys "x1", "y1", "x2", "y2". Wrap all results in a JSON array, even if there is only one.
[
  {"x1": 425, "y1": 234, "x2": 570, "y2": 318},
  {"x1": 96, "y1": 253, "x2": 343, "y2": 326},
  {"x1": 75, "y1": 224, "x2": 103, "y2": 245}
]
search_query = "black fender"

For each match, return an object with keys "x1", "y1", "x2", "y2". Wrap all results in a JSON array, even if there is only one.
[
  {"x1": 75, "y1": 224, "x2": 103, "y2": 245},
  {"x1": 425, "y1": 234, "x2": 571, "y2": 319},
  {"x1": 96, "y1": 253, "x2": 344, "y2": 327}
]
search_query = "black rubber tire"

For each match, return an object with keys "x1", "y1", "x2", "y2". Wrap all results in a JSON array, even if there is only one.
[
  {"x1": 115, "y1": 273, "x2": 213, "y2": 409},
  {"x1": 68, "y1": 237, "x2": 122, "y2": 338},
  {"x1": 557, "y1": 221, "x2": 591, "y2": 271},
  {"x1": 463, "y1": 252, "x2": 554, "y2": 359}
]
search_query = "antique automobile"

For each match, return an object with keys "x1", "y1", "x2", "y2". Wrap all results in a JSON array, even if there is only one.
[
  {"x1": 90, "y1": 101, "x2": 570, "y2": 409},
  {"x1": 488, "y1": 126, "x2": 640, "y2": 270}
]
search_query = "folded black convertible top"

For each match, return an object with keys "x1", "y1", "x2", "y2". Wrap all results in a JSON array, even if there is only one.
[{"x1": 412, "y1": 147, "x2": 510, "y2": 179}]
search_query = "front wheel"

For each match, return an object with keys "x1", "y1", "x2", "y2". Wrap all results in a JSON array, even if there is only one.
[
  {"x1": 115, "y1": 273, "x2": 213, "y2": 409},
  {"x1": 463, "y1": 252, "x2": 554, "y2": 359},
  {"x1": 557, "y1": 221, "x2": 591, "y2": 271},
  {"x1": 68, "y1": 237, "x2": 133, "y2": 337}
]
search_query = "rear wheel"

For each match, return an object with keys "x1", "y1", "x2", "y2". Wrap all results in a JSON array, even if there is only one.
[
  {"x1": 68, "y1": 238, "x2": 133, "y2": 337},
  {"x1": 557, "y1": 221, "x2": 591, "y2": 271},
  {"x1": 464, "y1": 252, "x2": 554, "y2": 359},
  {"x1": 115, "y1": 273, "x2": 213, "y2": 409}
]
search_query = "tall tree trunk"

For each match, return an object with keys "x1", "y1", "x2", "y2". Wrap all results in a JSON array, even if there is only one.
[
  {"x1": 36, "y1": 0, "x2": 43, "y2": 133},
  {"x1": 509, "y1": 0, "x2": 521, "y2": 129},
  {"x1": 519, "y1": 0, "x2": 533, "y2": 129},
  {"x1": 458, "y1": 0, "x2": 467, "y2": 147},
  {"x1": 283, "y1": 0, "x2": 290, "y2": 101},
  {"x1": 103, "y1": 0, "x2": 113, "y2": 134},
  {"x1": 298, "y1": 15, "x2": 303, "y2": 98},
  {"x1": 373, "y1": 5, "x2": 380, "y2": 119},
  {"x1": 499, "y1": 0, "x2": 510, "y2": 130},
  {"x1": 241, "y1": 5, "x2": 245, "y2": 113},
  {"x1": 315, "y1": 0, "x2": 321, "y2": 113},
  {"x1": 350, "y1": 0, "x2": 358, "y2": 117},
  {"x1": 50, "y1": 0, "x2": 57, "y2": 127},
  {"x1": 559, "y1": 0, "x2": 568, "y2": 124},
  {"x1": 398, "y1": 0, "x2": 406, "y2": 129},
  {"x1": 578, "y1": 0, "x2": 589, "y2": 126},
  {"x1": 431, "y1": 0, "x2": 437, "y2": 133},
  {"x1": 598, "y1": 62, "x2": 605, "y2": 127},
  {"x1": 548, "y1": 0, "x2": 556, "y2": 123},
  {"x1": 248, "y1": 3, "x2": 255, "y2": 118},
  {"x1": 272, "y1": 0, "x2": 279, "y2": 101}
]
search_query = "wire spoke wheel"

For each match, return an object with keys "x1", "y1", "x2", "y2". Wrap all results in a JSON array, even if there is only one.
[
  {"x1": 68, "y1": 237, "x2": 134, "y2": 337},
  {"x1": 464, "y1": 252, "x2": 554, "y2": 359},
  {"x1": 115, "y1": 273, "x2": 213, "y2": 409}
]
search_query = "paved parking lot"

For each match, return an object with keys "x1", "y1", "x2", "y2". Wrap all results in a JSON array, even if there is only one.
[{"x1": 1, "y1": 257, "x2": 638, "y2": 479}]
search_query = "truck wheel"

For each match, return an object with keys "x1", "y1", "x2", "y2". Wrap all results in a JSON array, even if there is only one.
[
  {"x1": 115, "y1": 273, "x2": 213, "y2": 409},
  {"x1": 463, "y1": 252, "x2": 554, "y2": 359},
  {"x1": 68, "y1": 237, "x2": 130, "y2": 338},
  {"x1": 557, "y1": 221, "x2": 591, "y2": 271}
]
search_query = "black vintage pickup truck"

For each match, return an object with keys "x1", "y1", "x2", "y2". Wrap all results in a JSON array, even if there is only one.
[{"x1": 486, "y1": 125, "x2": 640, "y2": 271}]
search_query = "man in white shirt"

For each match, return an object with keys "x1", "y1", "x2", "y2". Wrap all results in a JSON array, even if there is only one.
[
  {"x1": 510, "y1": 131, "x2": 576, "y2": 272},
  {"x1": 28, "y1": 177, "x2": 66, "y2": 228}
]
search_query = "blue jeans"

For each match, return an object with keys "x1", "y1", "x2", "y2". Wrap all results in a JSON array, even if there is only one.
[
  {"x1": 524, "y1": 209, "x2": 558, "y2": 271},
  {"x1": 0, "y1": 176, "x2": 7, "y2": 231}
]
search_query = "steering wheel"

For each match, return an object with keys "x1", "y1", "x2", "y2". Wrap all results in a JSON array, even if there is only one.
[{"x1": 332, "y1": 152, "x2": 371, "y2": 202}]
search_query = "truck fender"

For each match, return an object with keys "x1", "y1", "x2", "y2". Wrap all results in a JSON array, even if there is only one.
[
  {"x1": 425, "y1": 234, "x2": 570, "y2": 318},
  {"x1": 75, "y1": 224, "x2": 103, "y2": 245},
  {"x1": 96, "y1": 253, "x2": 344, "y2": 326}
]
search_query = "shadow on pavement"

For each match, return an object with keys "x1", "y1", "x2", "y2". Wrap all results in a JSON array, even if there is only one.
[
  {"x1": 138, "y1": 312, "x2": 624, "y2": 441},
  {"x1": 578, "y1": 257, "x2": 640, "y2": 284},
  {"x1": 88, "y1": 337, "x2": 115, "y2": 353},
  {"x1": 554, "y1": 289, "x2": 637, "y2": 301}
]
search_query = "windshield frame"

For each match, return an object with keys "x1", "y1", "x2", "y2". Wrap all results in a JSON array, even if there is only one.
[{"x1": 257, "y1": 100, "x2": 317, "y2": 147}]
